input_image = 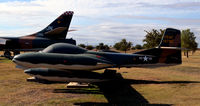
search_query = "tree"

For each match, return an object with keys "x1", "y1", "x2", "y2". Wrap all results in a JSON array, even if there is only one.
[
  {"x1": 134, "y1": 44, "x2": 143, "y2": 49},
  {"x1": 96, "y1": 43, "x2": 109, "y2": 50},
  {"x1": 78, "y1": 44, "x2": 86, "y2": 48},
  {"x1": 114, "y1": 39, "x2": 132, "y2": 53},
  {"x1": 143, "y1": 29, "x2": 165, "y2": 48},
  {"x1": 181, "y1": 29, "x2": 198, "y2": 56},
  {"x1": 113, "y1": 42, "x2": 120, "y2": 50},
  {"x1": 86, "y1": 45, "x2": 94, "y2": 50}
]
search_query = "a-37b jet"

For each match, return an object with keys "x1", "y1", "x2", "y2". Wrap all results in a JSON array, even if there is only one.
[
  {"x1": 0, "y1": 11, "x2": 76, "y2": 58},
  {"x1": 12, "y1": 28, "x2": 182, "y2": 83}
]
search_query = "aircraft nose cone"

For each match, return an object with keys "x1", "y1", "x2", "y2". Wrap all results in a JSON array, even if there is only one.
[
  {"x1": 12, "y1": 54, "x2": 20, "y2": 63},
  {"x1": 24, "y1": 69, "x2": 32, "y2": 74},
  {"x1": 12, "y1": 53, "x2": 36, "y2": 63}
]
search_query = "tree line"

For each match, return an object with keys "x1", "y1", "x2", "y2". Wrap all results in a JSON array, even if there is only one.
[
  {"x1": 78, "y1": 40, "x2": 143, "y2": 53},
  {"x1": 78, "y1": 28, "x2": 198, "y2": 54}
]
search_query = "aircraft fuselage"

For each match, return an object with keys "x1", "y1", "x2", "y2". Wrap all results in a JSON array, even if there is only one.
[
  {"x1": 0, "y1": 37, "x2": 76, "y2": 51},
  {"x1": 12, "y1": 51, "x2": 167, "y2": 71}
]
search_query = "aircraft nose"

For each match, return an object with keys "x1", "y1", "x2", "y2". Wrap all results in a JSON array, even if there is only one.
[
  {"x1": 24, "y1": 69, "x2": 32, "y2": 74},
  {"x1": 12, "y1": 53, "x2": 36, "y2": 63},
  {"x1": 12, "y1": 54, "x2": 20, "y2": 63}
]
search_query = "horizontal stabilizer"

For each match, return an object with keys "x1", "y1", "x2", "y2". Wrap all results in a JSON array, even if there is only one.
[
  {"x1": 0, "y1": 38, "x2": 7, "y2": 45},
  {"x1": 45, "y1": 27, "x2": 67, "y2": 36}
]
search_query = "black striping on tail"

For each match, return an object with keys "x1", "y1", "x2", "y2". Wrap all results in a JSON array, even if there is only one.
[{"x1": 36, "y1": 11, "x2": 74, "y2": 39}]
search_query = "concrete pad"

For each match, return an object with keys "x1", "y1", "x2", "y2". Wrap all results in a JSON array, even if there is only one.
[
  {"x1": 26, "y1": 77, "x2": 37, "y2": 82},
  {"x1": 66, "y1": 82, "x2": 90, "y2": 88}
]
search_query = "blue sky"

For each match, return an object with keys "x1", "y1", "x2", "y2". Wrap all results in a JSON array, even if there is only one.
[{"x1": 0, "y1": 0, "x2": 200, "y2": 47}]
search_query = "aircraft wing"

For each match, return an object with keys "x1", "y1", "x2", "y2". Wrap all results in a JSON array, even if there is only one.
[
  {"x1": 87, "y1": 54, "x2": 115, "y2": 66},
  {"x1": 68, "y1": 29, "x2": 77, "y2": 32}
]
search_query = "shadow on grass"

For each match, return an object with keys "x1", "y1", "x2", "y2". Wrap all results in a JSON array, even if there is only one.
[
  {"x1": 124, "y1": 79, "x2": 200, "y2": 84},
  {"x1": 52, "y1": 73, "x2": 200, "y2": 105}
]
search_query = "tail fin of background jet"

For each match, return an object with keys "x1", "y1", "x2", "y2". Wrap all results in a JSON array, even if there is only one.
[
  {"x1": 134, "y1": 28, "x2": 182, "y2": 64},
  {"x1": 32, "y1": 11, "x2": 74, "y2": 39}
]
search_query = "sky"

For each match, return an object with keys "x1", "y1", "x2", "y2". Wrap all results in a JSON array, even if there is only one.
[{"x1": 0, "y1": 0, "x2": 200, "y2": 46}]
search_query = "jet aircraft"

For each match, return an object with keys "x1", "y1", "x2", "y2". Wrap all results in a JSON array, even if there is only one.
[
  {"x1": 0, "y1": 11, "x2": 76, "y2": 58},
  {"x1": 12, "y1": 28, "x2": 182, "y2": 83}
]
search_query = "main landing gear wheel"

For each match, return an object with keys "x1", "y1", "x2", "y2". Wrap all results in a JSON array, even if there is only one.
[
  {"x1": 103, "y1": 69, "x2": 117, "y2": 78},
  {"x1": 4, "y1": 51, "x2": 11, "y2": 58}
]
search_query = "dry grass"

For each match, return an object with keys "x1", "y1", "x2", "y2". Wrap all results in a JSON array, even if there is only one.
[{"x1": 0, "y1": 51, "x2": 200, "y2": 105}]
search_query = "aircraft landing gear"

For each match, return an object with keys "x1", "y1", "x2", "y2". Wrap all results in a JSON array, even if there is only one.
[
  {"x1": 3, "y1": 50, "x2": 20, "y2": 59},
  {"x1": 4, "y1": 50, "x2": 11, "y2": 58},
  {"x1": 13, "y1": 50, "x2": 20, "y2": 56},
  {"x1": 103, "y1": 69, "x2": 117, "y2": 78}
]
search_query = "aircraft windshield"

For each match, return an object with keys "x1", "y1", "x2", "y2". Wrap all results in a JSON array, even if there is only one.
[{"x1": 42, "y1": 43, "x2": 87, "y2": 54}]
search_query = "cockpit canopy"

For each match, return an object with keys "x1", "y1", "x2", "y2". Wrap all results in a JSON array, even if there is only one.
[{"x1": 42, "y1": 43, "x2": 87, "y2": 54}]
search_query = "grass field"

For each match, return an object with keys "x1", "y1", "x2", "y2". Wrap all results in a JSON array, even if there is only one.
[{"x1": 0, "y1": 51, "x2": 200, "y2": 105}]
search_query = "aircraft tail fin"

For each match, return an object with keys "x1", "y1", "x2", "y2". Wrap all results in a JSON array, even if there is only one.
[
  {"x1": 159, "y1": 28, "x2": 181, "y2": 48},
  {"x1": 36, "y1": 11, "x2": 74, "y2": 39},
  {"x1": 135, "y1": 28, "x2": 182, "y2": 64}
]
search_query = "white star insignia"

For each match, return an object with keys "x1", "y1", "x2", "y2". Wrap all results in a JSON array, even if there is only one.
[
  {"x1": 143, "y1": 56, "x2": 148, "y2": 61},
  {"x1": 46, "y1": 26, "x2": 53, "y2": 31}
]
